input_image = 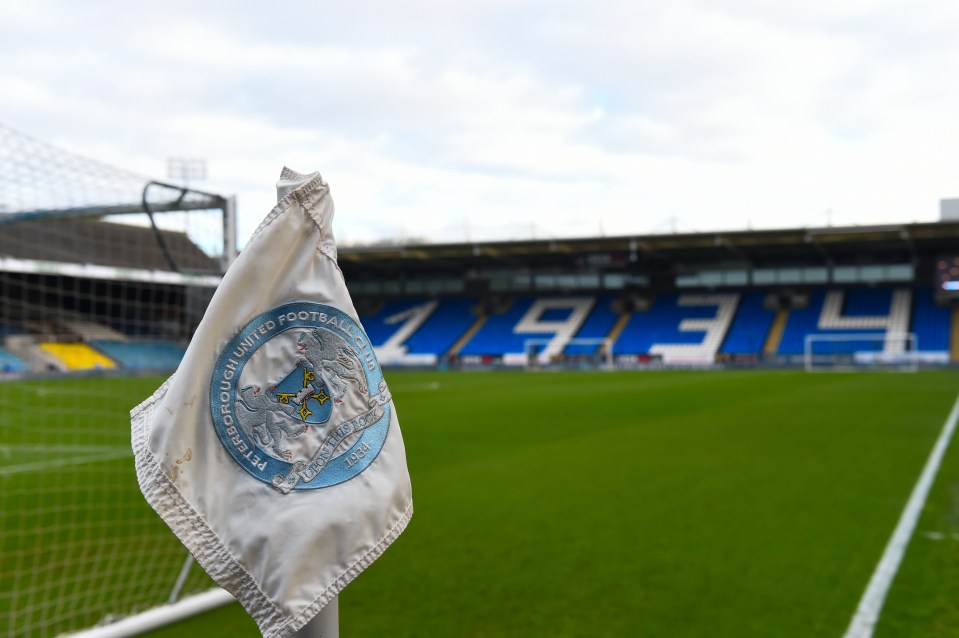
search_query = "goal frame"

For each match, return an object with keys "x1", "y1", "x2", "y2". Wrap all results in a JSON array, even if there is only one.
[
  {"x1": 0, "y1": 124, "x2": 242, "y2": 638},
  {"x1": 804, "y1": 332, "x2": 920, "y2": 373}
]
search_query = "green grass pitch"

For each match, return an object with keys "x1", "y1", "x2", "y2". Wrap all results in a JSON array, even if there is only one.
[{"x1": 4, "y1": 370, "x2": 959, "y2": 637}]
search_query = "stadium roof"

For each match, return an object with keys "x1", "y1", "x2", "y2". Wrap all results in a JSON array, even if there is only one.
[
  {"x1": 339, "y1": 220, "x2": 959, "y2": 281},
  {"x1": 0, "y1": 218, "x2": 221, "y2": 274}
]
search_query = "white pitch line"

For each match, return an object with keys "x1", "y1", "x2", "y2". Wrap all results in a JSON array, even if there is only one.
[
  {"x1": 390, "y1": 382, "x2": 441, "y2": 392},
  {"x1": 0, "y1": 444, "x2": 130, "y2": 454},
  {"x1": 0, "y1": 450, "x2": 132, "y2": 475},
  {"x1": 843, "y1": 389, "x2": 959, "y2": 638}
]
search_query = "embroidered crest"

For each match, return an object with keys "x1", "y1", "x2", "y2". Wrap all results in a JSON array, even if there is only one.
[{"x1": 210, "y1": 302, "x2": 391, "y2": 493}]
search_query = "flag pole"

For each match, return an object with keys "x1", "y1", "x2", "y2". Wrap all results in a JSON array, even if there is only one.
[{"x1": 292, "y1": 596, "x2": 338, "y2": 638}]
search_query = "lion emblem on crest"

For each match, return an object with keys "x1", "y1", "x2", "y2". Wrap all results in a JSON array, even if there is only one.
[
  {"x1": 235, "y1": 384, "x2": 307, "y2": 460},
  {"x1": 296, "y1": 329, "x2": 368, "y2": 402}
]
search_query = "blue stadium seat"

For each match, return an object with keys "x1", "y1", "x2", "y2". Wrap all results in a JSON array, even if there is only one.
[
  {"x1": 613, "y1": 293, "x2": 725, "y2": 355},
  {"x1": 912, "y1": 287, "x2": 950, "y2": 352},
  {"x1": 0, "y1": 347, "x2": 27, "y2": 373},
  {"x1": 777, "y1": 287, "x2": 913, "y2": 355},
  {"x1": 720, "y1": 292, "x2": 774, "y2": 355},
  {"x1": 843, "y1": 288, "x2": 893, "y2": 316},
  {"x1": 360, "y1": 299, "x2": 432, "y2": 346},
  {"x1": 564, "y1": 297, "x2": 619, "y2": 356},
  {"x1": 403, "y1": 298, "x2": 477, "y2": 356},
  {"x1": 777, "y1": 290, "x2": 828, "y2": 355}
]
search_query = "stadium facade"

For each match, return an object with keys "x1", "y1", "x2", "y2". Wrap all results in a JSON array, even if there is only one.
[
  {"x1": 338, "y1": 221, "x2": 958, "y2": 369},
  {"x1": 2, "y1": 215, "x2": 957, "y2": 374}
]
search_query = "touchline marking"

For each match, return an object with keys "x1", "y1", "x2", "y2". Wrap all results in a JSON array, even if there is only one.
[
  {"x1": 0, "y1": 450, "x2": 132, "y2": 475},
  {"x1": 843, "y1": 389, "x2": 959, "y2": 638}
]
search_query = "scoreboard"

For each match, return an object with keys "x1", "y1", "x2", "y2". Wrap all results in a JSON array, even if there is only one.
[{"x1": 936, "y1": 256, "x2": 959, "y2": 293}]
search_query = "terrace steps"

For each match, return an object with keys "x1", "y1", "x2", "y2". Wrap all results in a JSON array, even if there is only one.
[
  {"x1": 448, "y1": 313, "x2": 488, "y2": 357},
  {"x1": 763, "y1": 309, "x2": 789, "y2": 355}
]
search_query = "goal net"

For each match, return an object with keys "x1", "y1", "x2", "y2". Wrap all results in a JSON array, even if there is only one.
[
  {"x1": 524, "y1": 338, "x2": 614, "y2": 370},
  {"x1": 0, "y1": 124, "x2": 234, "y2": 637},
  {"x1": 804, "y1": 333, "x2": 919, "y2": 372}
]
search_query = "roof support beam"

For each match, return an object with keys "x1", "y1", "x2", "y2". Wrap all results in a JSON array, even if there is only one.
[{"x1": 804, "y1": 232, "x2": 834, "y2": 268}]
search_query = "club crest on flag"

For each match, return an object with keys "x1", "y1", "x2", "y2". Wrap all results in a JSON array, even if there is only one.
[{"x1": 210, "y1": 300, "x2": 392, "y2": 494}]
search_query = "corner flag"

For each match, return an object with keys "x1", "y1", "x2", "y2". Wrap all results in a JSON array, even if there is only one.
[{"x1": 131, "y1": 168, "x2": 413, "y2": 637}]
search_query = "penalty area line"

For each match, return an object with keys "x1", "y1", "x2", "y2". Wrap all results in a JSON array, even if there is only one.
[{"x1": 843, "y1": 388, "x2": 959, "y2": 638}]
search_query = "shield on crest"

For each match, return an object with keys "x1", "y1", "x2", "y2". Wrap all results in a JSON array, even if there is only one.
[{"x1": 272, "y1": 362, "x2": 333, "y2": 425}]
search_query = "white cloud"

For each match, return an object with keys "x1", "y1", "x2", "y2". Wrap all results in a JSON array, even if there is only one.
[{"x1": 1, "y1": 0, "x2": 958, "y2": 245}]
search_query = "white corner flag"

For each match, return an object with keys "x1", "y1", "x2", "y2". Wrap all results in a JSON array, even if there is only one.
[{"x1": 131, "y1": 168, "x2": 413, "y2": 637}]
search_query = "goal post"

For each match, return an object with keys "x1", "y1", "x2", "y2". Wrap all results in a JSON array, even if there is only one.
[
  {"x1": 0, "y1": 124, "x2": 235, "y2": 637},
  {"x1": 523, "y1": 338, "x2": 614, "y2": 370},
  {"x1": 804, "y1": 333, "x2": 919, "y2": 372}
]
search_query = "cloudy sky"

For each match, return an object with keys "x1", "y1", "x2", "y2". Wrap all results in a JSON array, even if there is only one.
[{"x1": 1, "y1": 0, "x2": 958, "y2": 246}]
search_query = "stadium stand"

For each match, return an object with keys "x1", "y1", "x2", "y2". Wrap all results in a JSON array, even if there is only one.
[
  {"x1": 332, "y1": 220, "x2": 959, "y2": 369},
  {"x1": 62, "y1": 320, "x2": 127, "y2": 341},
  {"x1": 0, "y1": 163, "x2": 956, "y2": 375},
  {"x1": 91, "y1": 340, "x2": 186, "y2": 371},
  {"x1": 777, "y1": 287, "x2": 921, "y2": 356},
  {"x1": 4, "y1": 286, "x2": 949, "y2": 374},
  {"x1": 351, "y1": 286, "x2": 954, "y2": 367}
]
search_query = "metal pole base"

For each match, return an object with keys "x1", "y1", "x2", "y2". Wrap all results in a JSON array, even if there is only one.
[{"x1": 292, "y1": 596, "x2": 338, "y2": 638}]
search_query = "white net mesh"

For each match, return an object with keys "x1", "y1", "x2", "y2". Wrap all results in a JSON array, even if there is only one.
[
  {"x1": 0, "y1": 124, "x2": 218, "y2": 219},
  {"x1": 0, "y1": 124, "x2": 227, "y2": 637}
]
